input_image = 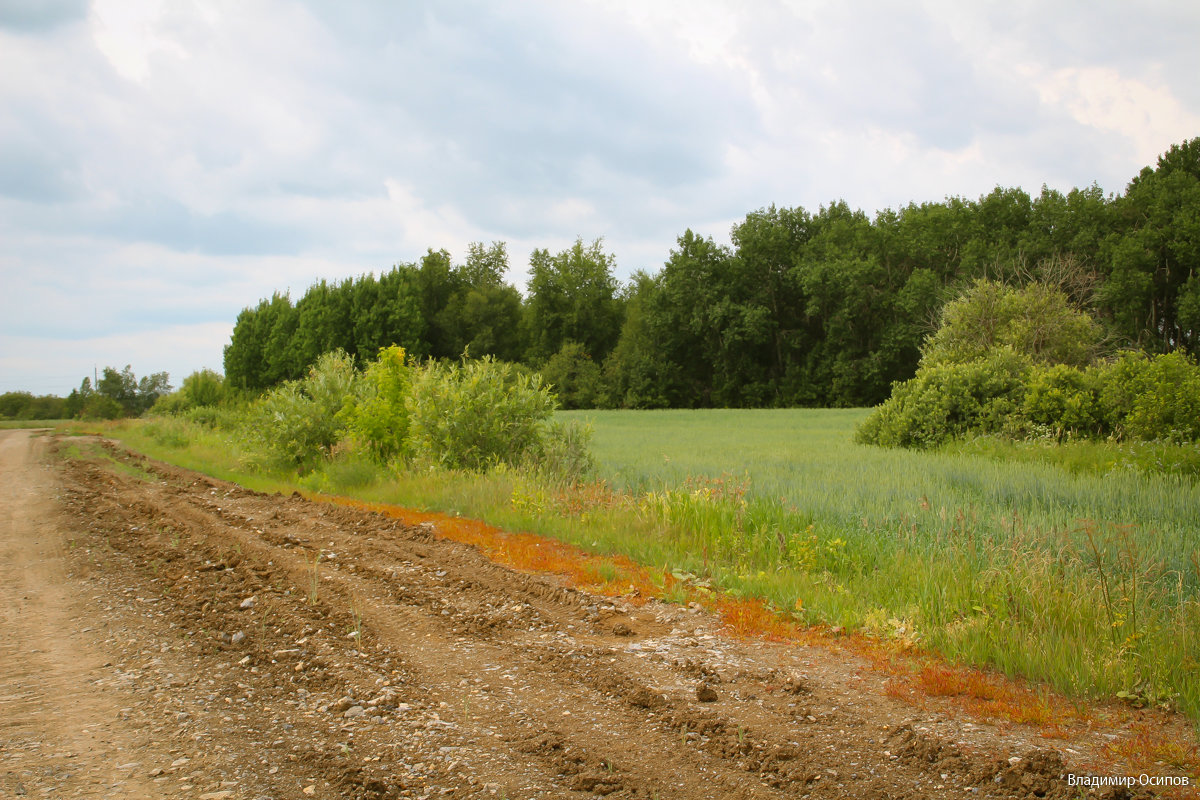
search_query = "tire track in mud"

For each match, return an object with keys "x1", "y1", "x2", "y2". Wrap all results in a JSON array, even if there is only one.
[
  {"x1": 0, "y1": 431, "x2": 165, "y2": 799},
  {"x1": 48, "y1": 436, "x2": 1156, "y2": 799},
  {"x1": 67, "y1": 454, "x2": 788, "y2": 797}
]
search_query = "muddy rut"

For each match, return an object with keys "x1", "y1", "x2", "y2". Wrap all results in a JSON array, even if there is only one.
[{"x1": 0, "y1": 430, "x2": 1174, "y2": 798}]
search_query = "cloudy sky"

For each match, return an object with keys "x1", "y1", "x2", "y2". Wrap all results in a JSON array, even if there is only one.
[{"x1": 2, "y1": 0, "x2": 1198, "y2": 396}]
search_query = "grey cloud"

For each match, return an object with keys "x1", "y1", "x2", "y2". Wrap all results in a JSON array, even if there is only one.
[
  {"x1": 0, "y1": 0, "x2": 87, "y2": 33},
  {"x1": 994, "y1": 1, "x2": 1200, "y2": 69},
  {"x1": 0, "y1": 237, "x2": 287, "y2": 343},
  {"x1": 98, "y1": 198, "x2": 316, "y2": 257},
  {"x1": 959, "y1": 2, "x2": 1200, "y2": 111},
  {"x1": 2, "y1": 193, "x2": 316, "y2": 257},
  {"x1": 297, "y1": 1, "x2": 754, "y2": 230},
  {"x1": 749, "y1": 3, "x2": 1046, "y2": 153},
  {"x1": 0, "y1": 139, "x2": 80, "y2": 202}
]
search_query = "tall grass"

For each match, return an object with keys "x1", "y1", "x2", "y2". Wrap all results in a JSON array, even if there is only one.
[
  {"x1": 562, "y1": 408, "x2": 1200, "y2": 718},
  {"x1": 565, "y1": 408, "x2": 1198, "y2": 588}
]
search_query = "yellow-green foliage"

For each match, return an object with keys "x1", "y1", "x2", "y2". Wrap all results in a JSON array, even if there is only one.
[
  {"x1": 921, "y1": 279, "x2": 1103, "y2": 368},
  {"x1": 1023, "y1": 363, "x2": 1101, "y2": 436},
  {"x1": 342, "y1": 346, "x2": 410, "y2": 462},
  {"x1": 1119, "y1": 351, "x2": 1200, "y2": 441},
  {"x1": 855, "y1": 348, "x2": 1032, "y2": 447},
  {"x1": 861, "y1": 350, "x2": 1200, "y2": 448},
  {"x1": 862, "y1": 278, "x2": 1200, "y2": 448}
]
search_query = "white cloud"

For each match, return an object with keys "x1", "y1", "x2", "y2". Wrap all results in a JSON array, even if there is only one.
[
  {"x1": 89, "y1": 0, "x2": 186, "y2": 83},
  {"x1": 1, "y1": 321, "x2": 232, "y2": 396},
  {"x1": 1034, "y1": 67, "x2": 1200, "y2": 167}
]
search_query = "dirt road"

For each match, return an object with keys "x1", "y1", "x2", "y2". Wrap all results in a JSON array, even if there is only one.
[{"x1": 0, "y1": 429, "x2": 1177, "y2": 798}]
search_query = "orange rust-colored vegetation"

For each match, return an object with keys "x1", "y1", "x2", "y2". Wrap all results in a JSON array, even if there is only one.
[
  {"x1": 327, "y1": 497, "x2": 661, "y2": 603},
  {"x1": 894, "y1": 663, "x2": 1069, "y2": 727},
  {"x1": 713, "y1": 595, "x2": 816, "y2": 643},
  {"x1": 1102, "y1": 720, "x2": 1200, "y2": 791}
]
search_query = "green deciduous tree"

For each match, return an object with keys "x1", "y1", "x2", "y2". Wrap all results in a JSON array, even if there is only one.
[
  {"x1": 0, "y1": 392, "x2": 67, "y2": 420},
  {"x1": 525, "y1": 238, "x2": 622, "y2": 364},
  {"x1": 921, "y1": 279, "x2": 1104, "y2": 368},
  {"x1": 1102, "y1": 137, "x2": 1200, "y2": 352},
  {"x1": 539, "y1": 340, "x2": 603, "y2": 409},
  {"x1": 88, "y1": 365, "x2": 171, "y2": 416},
  {"x1": 601, "y1": 271, "x2": 674, "y2": 409}
]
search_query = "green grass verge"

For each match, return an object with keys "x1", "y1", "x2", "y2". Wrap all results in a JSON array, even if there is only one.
[
  {"x1": 943, "y1": 434, "x2": 1200, "y2": 482},
  {"x1": 0, "y1": 418, "x2": 75, "y2": 429}
]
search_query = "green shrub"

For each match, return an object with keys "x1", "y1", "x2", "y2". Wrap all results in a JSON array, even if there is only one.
[
  {"x1": 1094, "y1": 351, "x2": 1200, "y2": 442},
  {"x1": 180, "y1": 369, "x2": 226, "y2": 408},
  {"x1": 249, "y1": 350, "x2": 361, "y2": 469},
  {"x1": 152, "y1": 370, "x2": 229, "y2": 418},
  {"x1": 81, "y1": 394, "x2": 124, "y2": 420},
  {"x1": 405, "y1": 356, "x2": 556, "y2": 470},
  {"x1": 1095, "y1": 351, "x2": 1152, "y2": 437},
  {"x1": 141, "y1": 416, "x2": 191, "y2": 448},
  {"x1": 342, "y1": 345, "x2": 411, "y2": 463},
  {"x1": 232, "y1": 348, "x2": 597, "y2": 480},
  {"x1": 856, "y1": 348, "x2": 1032, "y2": 448},
  {"x1": 527, "y1": 420, "x2": 596, "y2": 485},
  {"x1": 921, "y1": 279, "x2": 1103, "y2": 368},
  {"x1": 184, "y1": 404, "x2": 236, "y2": 429},
  {"x1": 149, "y1": 391, "x2": 189, "y2": 416},
  {"x1": 1022, "y1": 364, "x2": 1101, "y2": 438},
  {"x1": 1123, "y1": 351, "x2": 1200, "y2": 441}
]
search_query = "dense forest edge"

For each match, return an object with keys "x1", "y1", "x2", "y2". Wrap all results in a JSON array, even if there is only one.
[
  {"x1": 7, "y1": 137, "x2": 1199, "y2": 427},
  {"x1": 216, "y1": 137, "x2": 1200, "y2": 412}
]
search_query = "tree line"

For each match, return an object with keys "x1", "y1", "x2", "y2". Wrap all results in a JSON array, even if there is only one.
[
  {"x1": 210, "y1": 137, "x2": 1196, "y2": 409},
  {"x1": 62, "y1": 366, "x2": 172, "y2": 419},
  {"x1": 0, "y1": 366, "x2": 174, "y2": 421}
]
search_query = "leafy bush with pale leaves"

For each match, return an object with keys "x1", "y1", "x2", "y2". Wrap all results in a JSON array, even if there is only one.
[
  {"x1": 405, "y1": 356, "x2": 558, "y2": 471},
  {"x1": 860, "y1": 348, "x2": 1200, "y2": 448},
  {"x1": 249, "y1": 350, "x2": 361, "y2": 468},
  {"x1": 921, "y1": 279, "x2": 1103, "y2": 368},
  {"x1": 240, "y1": 348, "x2": 595, "y2": 481},
  {"x1": 1116, "y1": 351, "x2": 1200, "y2": 442},
  {"x1": 1022, "y1": 363, "x2": 1101, "y2": 438}
]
